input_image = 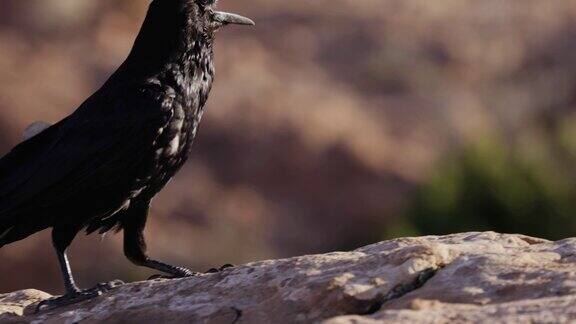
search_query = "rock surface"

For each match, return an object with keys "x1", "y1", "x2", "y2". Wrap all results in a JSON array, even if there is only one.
[{"x1": 1, "y1": 232, "x2": 575, "y2": 323}]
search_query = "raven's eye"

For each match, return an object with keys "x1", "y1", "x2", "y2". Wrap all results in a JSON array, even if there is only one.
[{"x1": 196, "y1": 0, "x2": 217, "y2": 6}]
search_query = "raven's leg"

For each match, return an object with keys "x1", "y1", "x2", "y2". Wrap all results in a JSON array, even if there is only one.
[
  {"x1": 123, "y1": 202, "x2": 198, "y2": 277},
  {"x1": 55, "y1": 244, "x2": 79, "y2": 294},
  {"x1": 37, "y1": 226, "x2": 123, "y2": 312}
]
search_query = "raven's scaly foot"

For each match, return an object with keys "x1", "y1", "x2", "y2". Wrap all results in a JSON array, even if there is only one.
[
  {"x1": 147, "y1": 267, "x2": 200, "y2": 280},
  {"x1": 36, "y1": 280, "x2": 124, "y2": 313},
  {"x1": 147, "y1": 264, "x2": 234, "y2": 280}
]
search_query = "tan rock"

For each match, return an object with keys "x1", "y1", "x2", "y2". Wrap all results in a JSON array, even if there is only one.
[
  {"x1": 0, "y1": 289, "x2": 52, "y2": 323},
  {"x1": 1, "y1": 232, "x2": 575, "y2": 323}
]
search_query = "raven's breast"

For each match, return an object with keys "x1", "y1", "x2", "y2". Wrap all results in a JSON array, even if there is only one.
[
  {"x1": 133, "y1": 46, "x2": 214, "y2": 200},
  {"x1": 137, "y1": 99, "x2": 200, "y2": 200}
]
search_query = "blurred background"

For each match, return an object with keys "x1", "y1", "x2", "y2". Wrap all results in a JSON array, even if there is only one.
[{"x1": 1, "y1": 0, "x2": 576, "y2": 294}]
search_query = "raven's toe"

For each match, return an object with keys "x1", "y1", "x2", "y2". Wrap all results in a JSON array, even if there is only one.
[{"x1": 36, "y1": 280, "x2": 124, "y2": 313}]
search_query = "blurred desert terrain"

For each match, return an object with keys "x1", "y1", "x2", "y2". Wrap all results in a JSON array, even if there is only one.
[{"x1": 1, "y1": 0, "x2": 576, "y2": 293}]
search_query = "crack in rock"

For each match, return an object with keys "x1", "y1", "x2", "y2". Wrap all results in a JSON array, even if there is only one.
[
  {"x1": 362, "y1": 267, "x2": 439, "y2": 315},
  {"x1": 231, "y1": 306, "x2": 243, "y2": 324}
]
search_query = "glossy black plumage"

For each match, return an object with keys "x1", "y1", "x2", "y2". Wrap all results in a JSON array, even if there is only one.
[{"x1": 0, "y1": 0, "x2": 253, "y2": 308}]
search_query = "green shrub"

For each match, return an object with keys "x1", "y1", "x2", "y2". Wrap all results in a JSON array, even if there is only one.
[{"x1": 402, "y1": 137, "x2": 576, "y2": 240}]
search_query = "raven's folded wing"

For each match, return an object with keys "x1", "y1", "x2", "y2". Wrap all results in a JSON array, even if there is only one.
[{"x1": 0, "y1": 85, "x2": 175, "y2": 221}]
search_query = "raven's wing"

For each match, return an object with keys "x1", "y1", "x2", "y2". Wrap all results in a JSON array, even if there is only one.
[{"x1": 0, "y1": 85, "x2": 175, "y2": 223}]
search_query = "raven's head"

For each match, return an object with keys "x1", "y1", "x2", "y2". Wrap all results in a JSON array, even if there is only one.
[
  {"x1": 148, "y1": 0, "x2": 254, "y2": 35},
  {"x1": 122, "y1": 0, "x2": 253, "y2": 74},
  {"x1": 194, "y1": 0, "x2": 255, "y2": 30}
]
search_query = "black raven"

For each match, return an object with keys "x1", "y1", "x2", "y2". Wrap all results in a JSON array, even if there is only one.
[{"x1": 0, "y1": 0, "x2": 253, "y2": 310}]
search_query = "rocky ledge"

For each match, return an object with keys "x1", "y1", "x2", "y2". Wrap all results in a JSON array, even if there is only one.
[{"x1": 1, "y1": 232, "x2": 576, "y2": 323}]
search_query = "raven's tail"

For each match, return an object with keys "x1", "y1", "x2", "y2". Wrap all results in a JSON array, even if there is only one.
[
  {"x1": 0, "y1": 224, "x2": 14, "y2": 247},
  {"x1": 0, "y1": 220, "x2": 46, "y2": 247}
]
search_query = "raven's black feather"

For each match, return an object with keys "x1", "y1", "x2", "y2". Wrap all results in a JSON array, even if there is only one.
[{"x1": 0, "y1": 0, "x2": 217, "y2": 245}]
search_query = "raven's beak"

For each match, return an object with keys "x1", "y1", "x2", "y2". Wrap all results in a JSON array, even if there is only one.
[{"x1": 213, "y1": 11, "x2": 255, "y2": 26}]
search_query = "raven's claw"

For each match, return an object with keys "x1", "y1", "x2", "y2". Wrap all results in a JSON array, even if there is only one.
[{"x1": 206, "y1": 263, "x2": 235, "y2": 273}]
